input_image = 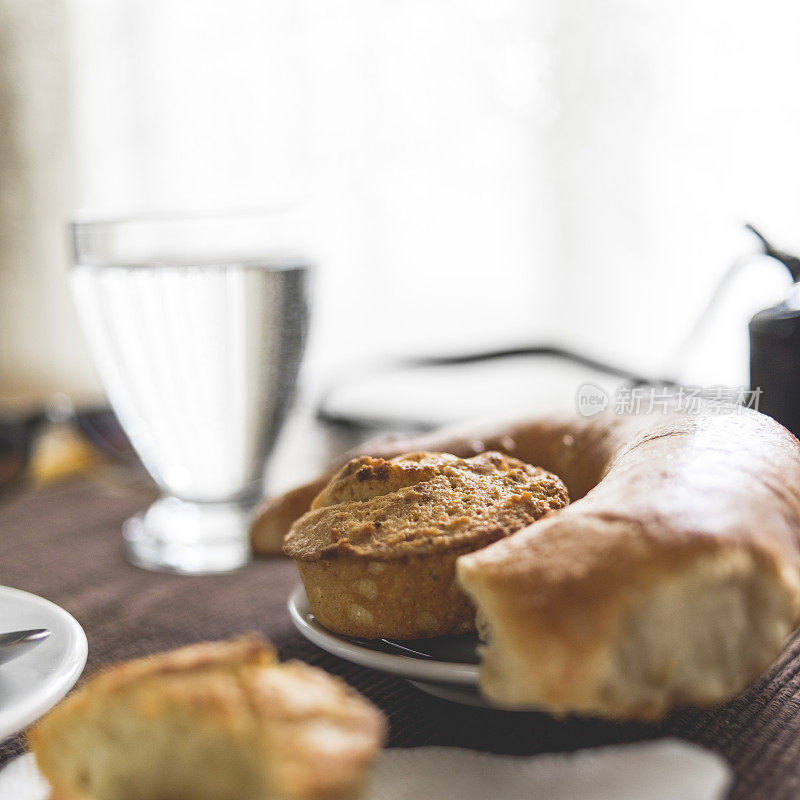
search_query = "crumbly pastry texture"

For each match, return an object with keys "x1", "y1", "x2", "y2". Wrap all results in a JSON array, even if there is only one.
[
  {"x1": 29, "y1": 635, "x2": 386, "y2": 800},
  {"x1": 284, "y1": 451, "x2": 568, "y2": 639},
  {"x1": 285, "y1": 450, "x2": 569, "y2": 562},
  {"x1": 256, "y1": 409, "x2": 800, "y2": 720}
]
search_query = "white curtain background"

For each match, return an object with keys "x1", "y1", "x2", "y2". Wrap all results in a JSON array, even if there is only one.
[{"x1": 3, "y1": 0, "x2": 800, "y2": 399}]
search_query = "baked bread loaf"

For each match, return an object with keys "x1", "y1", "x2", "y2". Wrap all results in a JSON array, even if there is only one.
[
  {"x1": 284, "y1": 451, "x2": 568, "y2": 639},
  {"x1": 457, "y1": 410, "x2": 800, "y2": 719},
  {"x1": 29, "y1": 635, "x2": 386, "y2": 800},
  {"x1": 254, "y1": 409, "x2": 800, "y2": 720}
]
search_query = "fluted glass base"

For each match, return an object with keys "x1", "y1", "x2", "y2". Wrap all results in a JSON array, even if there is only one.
[{"x1": 122, "y1": 496, "x2": 252, "y2": 574}]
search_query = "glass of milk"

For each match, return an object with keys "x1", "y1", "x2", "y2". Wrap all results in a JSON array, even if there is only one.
[{"x1": 70, "y1": 211, "x2": 310, "y2": 574}]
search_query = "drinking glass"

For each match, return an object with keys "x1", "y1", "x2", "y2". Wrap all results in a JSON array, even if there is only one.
[{"x1": 70, "y1": 211, "x2": 310, "y2": 573}]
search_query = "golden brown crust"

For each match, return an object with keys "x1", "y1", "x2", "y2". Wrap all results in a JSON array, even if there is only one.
[
  {"x1": 250, "y1": 414, "x2": 616, "y2": 556},
  {"x1": 29, "y1": 636, "x2": 386, "y2": 800},
  {"x1": 457, "y1": 410, "x2": 800, "y2": 719},
  {"x1": 284, "y1": 451, "x2": 567, "y2": 639},
  {"x1": 252, "y1": 483, "x2": 322, "y2": 557},
  {"x1": 244, "y1": 659, "x2": 386, "y2": 800},
  {"x1": 296, "y1": 549, "x2": 478, "y2": 639},
  {"x1": 255, "y1": 408, "x2": 800, "y2": 719},
  {"x1": 284, "y1": 451, "x2": 568, "y2": 562},
  {"x1": 79, "y1": 634, "x2": 277, "y2": 694}
]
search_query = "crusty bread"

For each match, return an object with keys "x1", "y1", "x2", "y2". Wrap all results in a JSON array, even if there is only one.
[
  {"x1": 29, "y1": 636, "x2": 386, "y2": 800},
  {"x1": 455, "y1": 410, "x2": 800, "y2": 719},
  {"x1": 253, "y1": 409, "x2": 800, "y2": 720},
  {"x1": 284, "y1": 451, "x2": 567, "y2": 638}
]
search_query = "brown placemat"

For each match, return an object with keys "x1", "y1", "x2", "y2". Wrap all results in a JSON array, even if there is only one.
[{"x1": 2, "y1": 475, "x2": 799, "y2": 799}]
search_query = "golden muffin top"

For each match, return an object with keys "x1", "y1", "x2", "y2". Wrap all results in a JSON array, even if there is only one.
[{"x1": 283, "y1": 451, "x2": 569, "y2": 562}]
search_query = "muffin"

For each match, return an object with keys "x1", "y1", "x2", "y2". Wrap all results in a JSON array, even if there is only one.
[
  {"x1": 284, "y1": 451, "x2": 569, "y2": 639},
  {"x1": 29, "y1": 636, "x2": 386, "y2": 800}
]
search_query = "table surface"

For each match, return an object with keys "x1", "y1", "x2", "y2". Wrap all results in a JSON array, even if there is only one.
[{"x1": 2, "y1": 428, "x2": 800, "y2": 800}]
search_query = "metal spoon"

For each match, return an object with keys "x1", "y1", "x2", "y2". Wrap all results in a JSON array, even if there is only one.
[{"x1": 0, "y1": 629, "x2": 50, "y2": 666}]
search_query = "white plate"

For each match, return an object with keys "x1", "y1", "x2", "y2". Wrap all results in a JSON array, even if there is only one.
[
  {"x1": 0, "y1": 586, "x2": 88, "y2": 741},
  {"x1": 0, "y1": 740, "x2": 734, "y2": 800},
  {"x1": 0, "y1": 755, "x2": 47, "y2": 800},
  {"x1": 287, "y1": 584, "x2": 481, "y2": 686}
]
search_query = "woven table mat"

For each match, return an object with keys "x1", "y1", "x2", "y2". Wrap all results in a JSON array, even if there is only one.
[{"x1": 1, "y1": 475, "x2": 799, "y2": 799}]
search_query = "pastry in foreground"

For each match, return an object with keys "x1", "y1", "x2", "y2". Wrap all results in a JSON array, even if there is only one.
[
  {"x1": 283, "y1": 450, "x2": 568, "y2": 639},
  {"x1": 29, "y1": 635, "x2": 386, "y2": 800}
]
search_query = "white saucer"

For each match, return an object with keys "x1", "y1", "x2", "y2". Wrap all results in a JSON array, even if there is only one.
[
  {"x1": 0, "y1": 740, "x2": 734, "y2": 800},
  {"x1": 289, "y1": 586, "x2": 544, "y2": 710},
  {"x1": 0, "y1": 755, "x2": 47, "y2": 800},
  {"x1": 288, "y1": 584, "x2": 484, "y2": 686},
  {"x1": 0, "y1": 586, "x2": 88, "y2": 741}
]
